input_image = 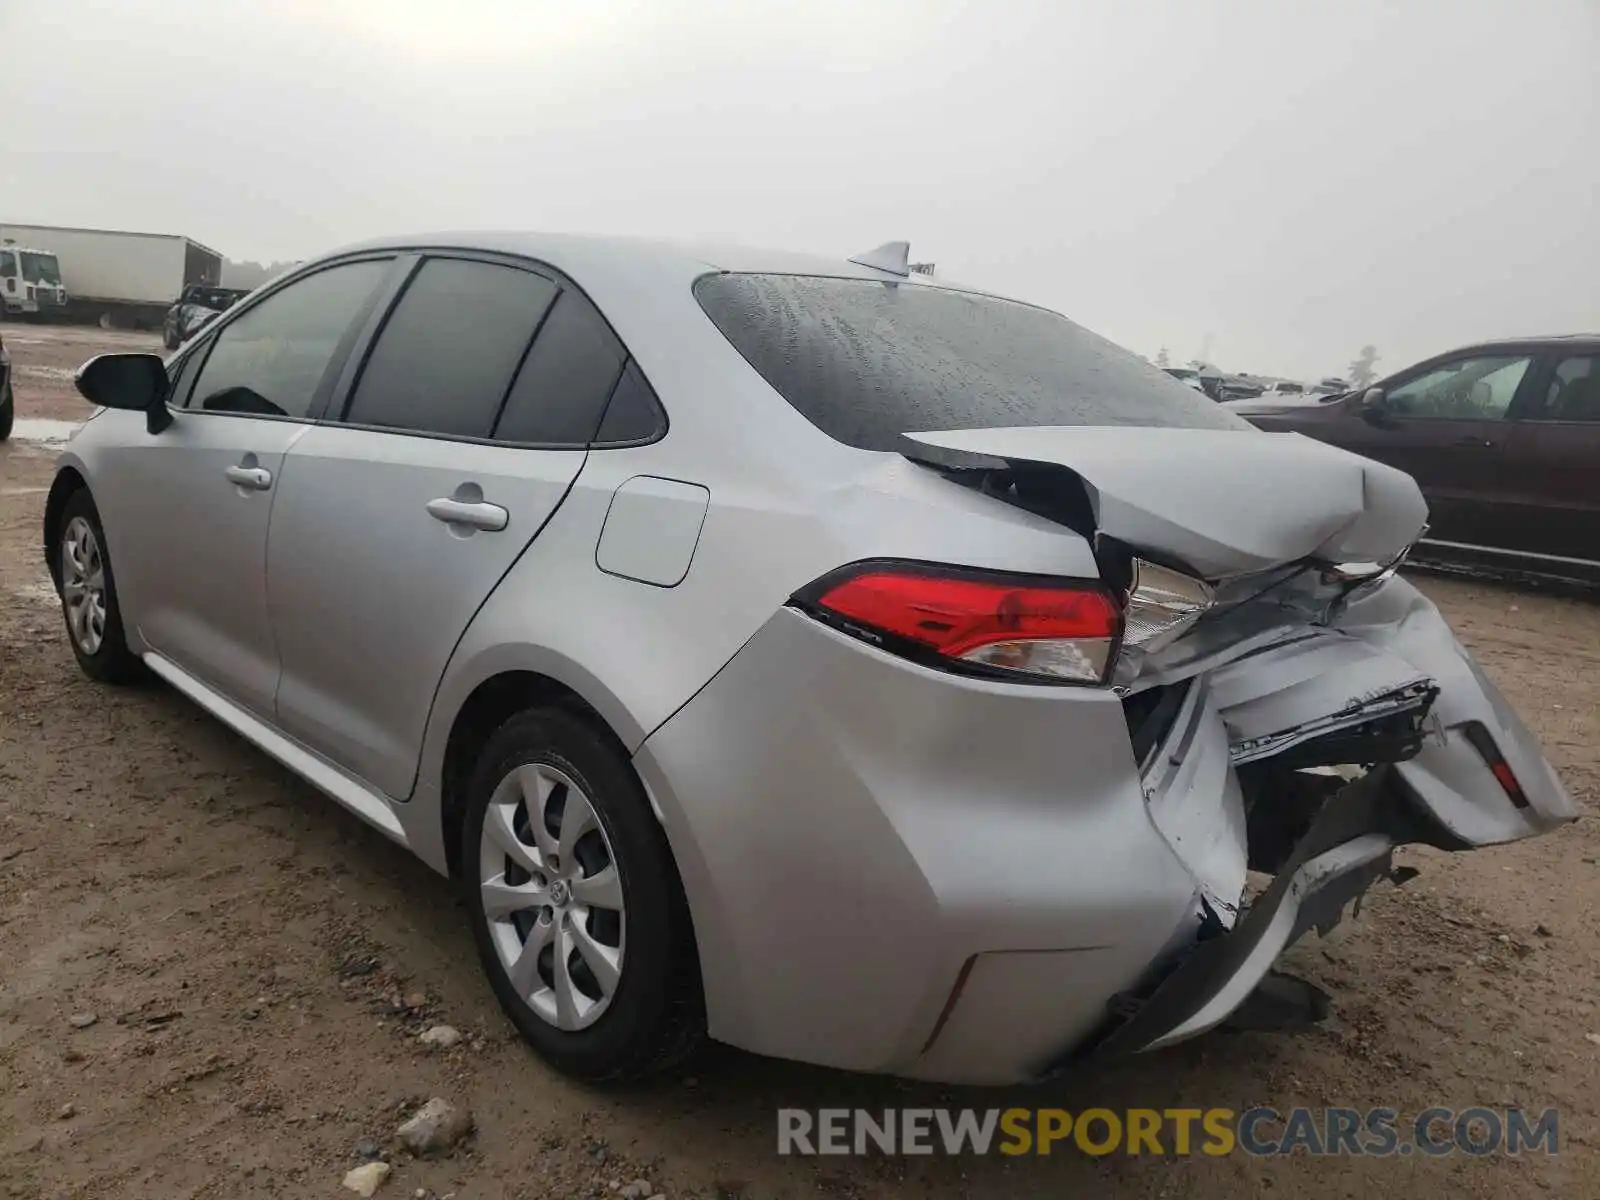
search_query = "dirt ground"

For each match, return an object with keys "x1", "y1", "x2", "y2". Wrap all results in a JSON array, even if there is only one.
[{"x1": 2, "y1": 327, "x2": 1597, "y2": 1199}]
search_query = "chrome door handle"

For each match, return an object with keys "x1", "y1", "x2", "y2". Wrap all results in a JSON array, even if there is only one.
[
  {"x1": 225, "y1": 465, "x2": 273, "y2": 490},
  {"x1": 426, "y1": 497, "x2": 509, "y2": 532}
]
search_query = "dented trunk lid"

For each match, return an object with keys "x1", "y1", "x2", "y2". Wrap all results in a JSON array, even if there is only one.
[{"x1": 902, "y1": 426, "x2": 1428, "y2": 579}]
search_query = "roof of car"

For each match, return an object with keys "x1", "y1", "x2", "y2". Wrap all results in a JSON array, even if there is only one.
[
  {"x1": 322, "y1": 230, "x2": 983, "y2": 295},
  {"x1": 1451, "y1": 334, "x2": 1600, "y2": 352}
]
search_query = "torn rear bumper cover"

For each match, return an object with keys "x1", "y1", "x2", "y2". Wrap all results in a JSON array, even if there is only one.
[{"x1": 1077, "y1": 764, "x2": 1409, "y2": 1063}]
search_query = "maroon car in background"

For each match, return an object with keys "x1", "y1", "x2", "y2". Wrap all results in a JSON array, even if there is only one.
[{"x1": 1227, "y1": 336, "x2": 1600, "y2": 586}]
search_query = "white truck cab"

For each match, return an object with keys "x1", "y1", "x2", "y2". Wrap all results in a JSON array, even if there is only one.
[{"x1": 0, "y1": 242, "x2": 68, "y2": 316}]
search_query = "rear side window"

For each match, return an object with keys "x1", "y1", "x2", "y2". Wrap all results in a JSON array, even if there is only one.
[
  {"x1": 345, "y1": 258, "x2": 558, "y2": 438},
  {"x1": 695, "y1": 273, "x2": 1247, "y2": 451},
  {"x1": 493, "y1": 289, "x2": 627, "y2": 445},
  {"x1": 594, "y1": 360, "x2": 667, "y2": 445}
]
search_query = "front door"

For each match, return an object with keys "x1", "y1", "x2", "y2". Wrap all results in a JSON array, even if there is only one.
[
  {"x1": 105, "y1": 258, "x2": 393, "y2": 715},
  {"x1": 266, "y1": 255, "x2": 629, "y2": 797},
  {"x1": 1339, "y1": 351, "x2": 1535, "y2": 549},
  {"x1": 107, "y1": 413, "x2": 307, "y2": 715}
]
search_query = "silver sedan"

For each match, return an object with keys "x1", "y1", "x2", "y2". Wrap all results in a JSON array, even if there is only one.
[{"x1": 45, "y1": 233, "x2": 1576, "y2": 1084}]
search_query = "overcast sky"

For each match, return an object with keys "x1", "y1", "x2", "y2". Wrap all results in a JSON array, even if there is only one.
[{"x1": 5, "y1": 0, "x2": 1596, "y2": 378}]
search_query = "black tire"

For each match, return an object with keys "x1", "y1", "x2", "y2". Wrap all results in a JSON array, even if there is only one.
[
  {"x1": 0, "y1": 382, "x2": 12, "y2": 442},
  {"x1": 462, "y1": 707, "x2": 704, "y2": 1081},
  {"x1": 55, "y1": 489, "x2": 144, "y2": 684}
]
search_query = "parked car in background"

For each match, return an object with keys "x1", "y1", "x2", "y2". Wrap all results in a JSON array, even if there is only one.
[
  {"x1": 1272, "y1": 380, "x2": 1304, "y2": 396},
  {"x1": 1229, "y1": 337, "x2": 1600, "y2": 585},
  {"x1": 163, "y1": 284, "x2": 251, "y2": 350},
  {"x1": 0, "y1": 330, "x2": 12, "y2": 441},
  {"x1": 1219, "y1": 374, "x2": 1265, "y2": 401},
  {"x1": 1310, "y1": 377, "x2": 1350, "y2": 396},
  {"x1": 44, "y1": 234, "x2": 1575, "y2": 1085},
  {"x1": 1164, "y1": 363, "x2": 1226, "y2": 400}
]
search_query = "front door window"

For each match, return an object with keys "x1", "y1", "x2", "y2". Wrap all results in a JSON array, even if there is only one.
[{"x1": 1384, "y1": 355, "x2": 1531, "y2": 420}]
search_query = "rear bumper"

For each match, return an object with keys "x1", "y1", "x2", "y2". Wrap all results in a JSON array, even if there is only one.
[
  {"x1": 1079, "y1": 766, "x2": 1401, "y2": 1062},
  {"x1": 1342, "y1": 577, "x2": 1578, "y2": 843},
  {"x1": 634, "y1": 583, "x2": 1574, "y2": 1085}
]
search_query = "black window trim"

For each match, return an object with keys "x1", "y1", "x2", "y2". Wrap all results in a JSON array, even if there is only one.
[
  {"x1": 169, "y1": 251, "x2": 404, "y2": 425},
  {"x1": 321, "y1": 247, "x2": 669, "y2": 452},
  {"x1": 156, "y1": 244, "x2": 669, "y2": 448},
  {"x1": 165, "y1": 340, "x2": 207, "y2": 409}
]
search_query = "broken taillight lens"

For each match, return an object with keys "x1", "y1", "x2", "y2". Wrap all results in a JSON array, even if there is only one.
[
  {"x1": 795, "y1": 561, "x2": 1122, "y2": 685},
  {"x1": 1121, "y1": 559, "x2": 1215, "y2": 653}
]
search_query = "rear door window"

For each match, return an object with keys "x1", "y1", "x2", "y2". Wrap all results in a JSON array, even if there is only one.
[
  {"x1": 344, "y1": 258, "x2": 558, "y2": 439},
  {"x1": 1532, "y1": 355, "x2": 1600, "y2": 422},
  {"x1": 694, "y1": 273, "x2": 1246, "y2": 452}
]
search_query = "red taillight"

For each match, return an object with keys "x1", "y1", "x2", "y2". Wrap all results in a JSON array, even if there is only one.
[
  {"x1": 796, "y1": 561, "x2": 1122, "y2": 685},
  {"x1": 1462, "y1": 721, "x2": 1530, "y2": 809},
  {"x1": 1490, "y1": 761, "x2": 1524, "y2": 800}
]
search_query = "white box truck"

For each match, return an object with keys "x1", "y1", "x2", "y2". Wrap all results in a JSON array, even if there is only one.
[{"x1": 0, "y1": 223, "x2": 224, "y2": 329}]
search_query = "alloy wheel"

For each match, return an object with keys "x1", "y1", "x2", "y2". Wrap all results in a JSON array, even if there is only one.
[
  {"x1": 479, "y1": 762, "x2": 626, "y2": 1030},
  {"x1": 61, "y1": 516, "x2": 108, "y2": 656}
]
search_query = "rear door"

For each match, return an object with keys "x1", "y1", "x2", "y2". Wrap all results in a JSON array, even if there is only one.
[
  {"x1": 103, "y1": 258, "x2": 393, "y2": 716},
  {"x1": 1337, "y1": 350, "x2": 1536, "y2": 548},
  {"x1": 1497, "y1": 350, "x2": 1600, "y2": 568},
  {"x1": 266, "y1": 253, "x2": 630, "y2": 797}
]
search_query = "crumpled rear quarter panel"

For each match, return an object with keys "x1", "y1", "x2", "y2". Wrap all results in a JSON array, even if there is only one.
[{"x1": 634, "y1": 607, "x2": 1207, "y2": 1078}]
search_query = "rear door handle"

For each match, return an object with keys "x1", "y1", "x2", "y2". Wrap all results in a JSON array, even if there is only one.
[
  {"x1": 1451, "y1": 436, "x2": 1496, "y2": 448},
  {"x1": 427, "y1": 497, "x2": 509, "y2": 532},
  {"x1": 225, "y1": 465, "x2": 273, "y2": 490}
]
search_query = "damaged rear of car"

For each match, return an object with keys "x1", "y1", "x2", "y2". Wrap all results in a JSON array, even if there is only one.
[
  {"x1": 646, "y1": 268, "x2": 1578, "y2": 1085},
  {"x1": 903, "y1": 427, "x2": 1576, "y2": 1065}
]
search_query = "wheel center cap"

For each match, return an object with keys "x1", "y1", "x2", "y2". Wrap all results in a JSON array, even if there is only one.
[{"x1": 549, "y1": 880, "x2": 570, "y2": 906}]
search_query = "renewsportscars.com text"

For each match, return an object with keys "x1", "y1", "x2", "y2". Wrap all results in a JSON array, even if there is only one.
[{"x1": 777, "y1": 1106, "x2": 1559, "y2": 1158}]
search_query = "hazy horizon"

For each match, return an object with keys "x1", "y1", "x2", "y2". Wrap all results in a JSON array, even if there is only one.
[{"x1": 4, "y1": 0, "x2": 1595, "y2": 380}]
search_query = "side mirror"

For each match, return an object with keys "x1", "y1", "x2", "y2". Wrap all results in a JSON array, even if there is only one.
[
  {"x1": 1358, "y1": 387, "x2": 1396, "y2": 427},
  {"x1": 74, "y1": 353, "x2": 173, "y2": 434}
]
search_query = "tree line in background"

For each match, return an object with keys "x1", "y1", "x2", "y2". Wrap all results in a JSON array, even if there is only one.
[
  {"x1": 221, "y1": 259, "x2": 301, "y2": 289},
  {"x1": 1348, "y1": 345, "x2": 1380, "y2": 388}
]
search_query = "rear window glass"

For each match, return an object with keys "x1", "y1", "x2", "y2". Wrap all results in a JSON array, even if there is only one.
[{"x1": 694, "y1": 273, "x2": 1247, "y2": 451}]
